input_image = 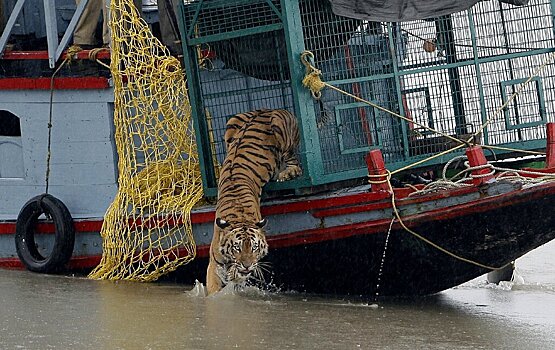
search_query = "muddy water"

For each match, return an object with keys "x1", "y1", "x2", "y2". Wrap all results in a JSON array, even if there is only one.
[{"x1": 1, "y1": 242, "x2": 555, "y2": 349}]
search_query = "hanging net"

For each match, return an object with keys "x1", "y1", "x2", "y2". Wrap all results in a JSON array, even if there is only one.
[{"x1": 88, "y1": 0, "x2": 203, "y2": 281}]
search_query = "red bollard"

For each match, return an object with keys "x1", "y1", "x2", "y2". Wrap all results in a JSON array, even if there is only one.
[
  {"x1": 365, "y1": 149, "x2": 390, "y2": 192},
  {"x1": 546, "y1": 123, "x2": 555, "y2": 169},
  {"x1": 465, "y1": 145, "x2": 494, "y2": 186}
]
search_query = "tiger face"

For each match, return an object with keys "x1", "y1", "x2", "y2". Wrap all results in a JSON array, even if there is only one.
[{"x1": 214, "y1": 218, "x2": 269, "y2": 286}]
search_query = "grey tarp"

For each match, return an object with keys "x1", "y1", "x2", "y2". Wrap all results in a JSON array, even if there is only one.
[{"x1": 329, "y1": 0, "x2": 482, "y2": 22}]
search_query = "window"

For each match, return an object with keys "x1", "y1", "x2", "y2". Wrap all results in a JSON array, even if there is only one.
[{"x1": 0, "y1": 110, "x2": 24, "y2": 178}]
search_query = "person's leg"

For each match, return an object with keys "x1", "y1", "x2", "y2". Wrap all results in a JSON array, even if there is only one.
[
  {"x1": 101, "y1": 0, "x2": 109, "y2": 46},
  {"x1": 158, "y1": 0, "x2": 182, "y2": 55},
  {"x1": 101, "y1": 0, "x2": 142, "y2": 47},
  {"x1": 74, "y1": 0, "x2": 103, "y2": 46}
]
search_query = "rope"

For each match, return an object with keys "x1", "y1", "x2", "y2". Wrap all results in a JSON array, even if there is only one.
[
  {"x1": 406, "y1": 155, "x2": 555, "y2": 197},
  {"x1": 482, "y1": 144, "x2": 546, "y2": 156},
  {"x1": 300, "y1": 51, "x2": 469, "y2": 147},
  {"x1": 369, "y1": 170, "x2": 513, "y2": 271},
  {"x1": 65, "y1": 45, "x2": 83, "y2": 62},
  {"x1": 468, "y1": 51, "x2": 555, "y2": 143},
  {"x1": 300, "y1": 50, "x2": 555, "y2": 164},
  {"x1": 45, "y1": 54, "x2": 75, "y2": 194},
  {"x1": 45, "y1": 44, "x2": 114, "y2": 193},
  {"x1": 302, "y1": 49, "x2": 555, "y2": 273},
  {"x1": 88, "y1": 48, "x2": 111, "y2": 69}
]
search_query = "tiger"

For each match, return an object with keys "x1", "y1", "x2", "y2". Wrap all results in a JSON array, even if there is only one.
[{"x1": 206, "y1": 109, "x2": 302, "y2": 295}]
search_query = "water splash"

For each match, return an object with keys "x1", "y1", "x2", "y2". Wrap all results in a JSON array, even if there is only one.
[{"x1": 186, "y1": 279, "x2": 207, "y2": 297}]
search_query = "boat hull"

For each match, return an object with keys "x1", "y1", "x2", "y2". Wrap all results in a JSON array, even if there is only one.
[
  {"x1": 1, "y1": 180, "x2": 555, "y2": 297},
  {"x1": 173, "y1": 180, "x2": 555, "y2": 296}
]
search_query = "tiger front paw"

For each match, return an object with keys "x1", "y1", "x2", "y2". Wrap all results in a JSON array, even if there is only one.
[{"x1": 277, "y1": 165, "x2": 302, "y2": 182}]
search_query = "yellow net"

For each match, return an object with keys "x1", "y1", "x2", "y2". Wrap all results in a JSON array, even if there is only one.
[{"x1": 88, "y1": 0, "x2": 203, "y2": 281}]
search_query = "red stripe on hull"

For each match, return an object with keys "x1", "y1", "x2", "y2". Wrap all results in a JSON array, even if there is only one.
[
  {"x1": 0, "y1": 255, "x2": 102, "y2": 270},
  {"x1": 0, "y1": 77, "x2": 110, "y2": 90},
  {"x1": 1, "y1": 182, "x2": 554, "y2": 270},
  {"x1": 1, "y1": 50, "x2": 111, "y2": 61},
  {"x1": 0, "y1": 221, "x2": 103, "y2": 235}
]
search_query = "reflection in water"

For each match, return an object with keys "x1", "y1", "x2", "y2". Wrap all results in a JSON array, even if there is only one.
[{"x1": 1, "y1": 241, "x2": 555, "y2": 349}]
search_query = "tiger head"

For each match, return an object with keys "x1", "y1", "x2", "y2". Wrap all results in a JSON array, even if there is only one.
[{"x1": 214, "y1": 217, "x2": 269, "y2": 286}]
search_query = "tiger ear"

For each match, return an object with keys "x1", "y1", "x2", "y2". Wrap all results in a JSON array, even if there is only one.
[
  {"x1": 216, "y1": 218, "x2": 230, "y2": 229},
  {"x1": 256, "y1": 218, "x2": 267, "y2": 228}
]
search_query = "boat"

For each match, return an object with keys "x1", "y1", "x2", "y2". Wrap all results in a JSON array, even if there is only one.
[{"x1": 0, "y1": 0, "x2": 554, "y2": 297}]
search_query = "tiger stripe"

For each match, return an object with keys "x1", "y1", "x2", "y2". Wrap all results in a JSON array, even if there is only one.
[{"x1": 206, "y1": 109, "x2": 302, "y2": 295}]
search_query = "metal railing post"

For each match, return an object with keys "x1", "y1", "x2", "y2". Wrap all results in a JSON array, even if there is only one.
[{"x1": 0, "y1": 0, "x2": 27, "y2": 57}]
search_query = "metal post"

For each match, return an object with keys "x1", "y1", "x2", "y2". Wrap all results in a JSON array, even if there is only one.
[
  {"x1": 465, "y1": 146, "x2": 494, "y2": 185},
  {"x1": 436, "y1": 15, "x2": 468, "y2": 135},
  {"x1": 546, "y1": 123, "x2": 555, "y2": 168},
  {"x1": 43, "y1": 0, "x2": 60, "y2": 68},
  {"x1": 282, "y1": 0, "x2": 323, "y2": 185},
  {"x1": 0, "y1": 0, "x2": 27, "y2": 57},
  {"x1": 178, "y1": 0, "x2": 219, "y2": 194},
  {"x1": 1, "y1": 0, "x2": 90, "y2": 67},
  {"x1": 365, "y1": 150, "x2": 389, "y2": 192},
  {"x1": 56, "y1": 0, "x2": 91, "y2": 62},
  {"x1": 386, "y1": 23, "x2": 409, "y2": 160},
  {"x1": 0, "y1": 2, "x2": 4, "y2": 34},
  {"x1": 467, "y1": 8, "x2": 488, "y2": 145},
  {"x1": 499, "y1": 4, "x2": 522, "y2": 141}
]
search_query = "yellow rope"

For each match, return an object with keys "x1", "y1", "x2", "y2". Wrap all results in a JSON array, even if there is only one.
[
  {"x1": 305, "y1": 48, "x2": 554, "y2": 271},
  {"x1": 482, "y1": 144, "x2": 546, "y2": 156},
  {"x1": 300, "y1": 50, "x2": 554, "y2": 163},
  {"x1": 468, "y1": 51, "x2": 555, "y2": 143},
  {"x1": 88, "y1": 47, "x2": 111, "y2": 69},
  {"x1": 368, "y1": 171, "x2": 512, "y2": 271},
  {"x1": 88, "y1": 0, "x2": 203, "y2": 282},
  {"x1": 300, "y1": 51, "x2": 468, "y2": 147}
]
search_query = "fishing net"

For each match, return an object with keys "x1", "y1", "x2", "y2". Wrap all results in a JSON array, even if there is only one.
[{"x1": 88, "y1": 0, "x2": 203, "y2": 281}]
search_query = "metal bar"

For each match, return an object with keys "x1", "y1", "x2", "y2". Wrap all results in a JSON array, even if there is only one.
[
  {"x1": 499, "y1": 3, "x2": 522, "y2": 141},
  {"x1": 396, "y1": 48, "x2": 555, "y2": 78},
  {"x1": 187, "y1": 23, "x2": 284, "y2": 45},
  {"x1": 500, "y1": 77, "x2": 546, "y2": 130},
  {"x1": 435, "y1": 15, "x2": 467, "y2": 135},
  {"x1": 43, "y1": 0, "x2": 60, "y2": 68},
  {"x1": 179, "y1": 0, "x2": 217, "y2": 191},
  {"x1": 192, "y1": 0, "x2": 269, "y2": 11},
  {"x1": 264, "y1": 0, "x2": 283, "y2": 21},
  {"x1": 281, "y1": 0, "x2": 322, "y2": 185},
  {"x1": 186, "y1": 0, "x2": 204, "y2": 40},
  {"x1": 0, "y1": 0, "x2": 27, "y2": 57},
  {"x1": 467, "y1": 8, "x2": 489, "y2": 145},
  {"x1": 314, "y1": 137, "x2": 546, "y2": 184},
  {"x1": 271, "y1": 31, "x2": 289, "y2": 108},
  {"x1": 55, "y1": 0, "x2": 90, "y2": 63},
  {"x1": 322, "y1": 49, "x2": 555, "y2": 90},
  {"x1": 387, "y1": 23, "x2": 410, "y2": 161},
  {"x1": 202, "y1": 82, "x2": 291, "y2": 100},
  {"x1": 552, "y1": 0, "x2": 555, "y2": 51},
  {"x1": 403, "y1": 87, "x2": 434, "y2": 129}
]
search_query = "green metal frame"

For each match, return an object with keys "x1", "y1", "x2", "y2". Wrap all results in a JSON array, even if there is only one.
[
  {"x1": 402, "y1": 87, "x2": 434, "y2": 131},
  {"x1": 334, "y1": 102, "x2": 380, "y2": 155},
  {"x1": 178, "y1": 0, "x2": 555, "y2": 195},
  {"x1": 500, "y1": 77, "x2": 546, "y2": 130}
]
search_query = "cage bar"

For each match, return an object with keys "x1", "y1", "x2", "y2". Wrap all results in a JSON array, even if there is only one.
[{"x1": 179, "y1": 0, "x2": 555, "y2": 196}]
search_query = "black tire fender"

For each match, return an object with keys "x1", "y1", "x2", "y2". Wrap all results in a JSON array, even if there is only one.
[{"x1": 15, "y1": 194, "x2": 75, "y2": 273}]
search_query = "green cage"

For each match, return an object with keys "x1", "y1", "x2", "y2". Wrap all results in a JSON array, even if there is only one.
[{"x1": 178, "y1": 0, "x2": 555, "y2": 197}]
